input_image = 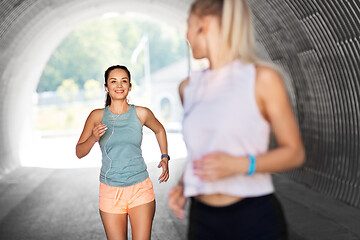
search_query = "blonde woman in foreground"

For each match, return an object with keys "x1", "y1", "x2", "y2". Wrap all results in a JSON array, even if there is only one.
[{"x1": 168, "y1": 0, "x2": 305, "y2": 239}]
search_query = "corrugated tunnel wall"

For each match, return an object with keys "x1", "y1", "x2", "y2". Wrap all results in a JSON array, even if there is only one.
[
  {"x1": 0, "y1": 0, "x2": 359, "y2": 208},
  {"x1": 249, "y1": 0, "x2": 360, "y2": 208}
]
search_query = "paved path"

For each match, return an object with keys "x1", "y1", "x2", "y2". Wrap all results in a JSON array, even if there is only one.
[
  {"x1": 0, "y1": 158, "x2": 359, "y2": 239},
  {"x1": 274, "y1": 175, "x2": 360, "y2": 240},
  {"x1": 0, "y1": 159, "x2": 188, "y2": 240}
]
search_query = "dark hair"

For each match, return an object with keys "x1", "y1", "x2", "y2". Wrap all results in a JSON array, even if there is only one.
[{"x1": 104, "y1": 65, "x2": 132, "y2": 107}]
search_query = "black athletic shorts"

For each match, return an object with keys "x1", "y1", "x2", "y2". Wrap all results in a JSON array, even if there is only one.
[{"x1": 188, "y1": 194, "x2": 288, "y2": 240}]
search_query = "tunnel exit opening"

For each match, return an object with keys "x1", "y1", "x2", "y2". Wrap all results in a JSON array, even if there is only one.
[{"x1": 19, "y1": 9, "x2": 191, "y2": 169}]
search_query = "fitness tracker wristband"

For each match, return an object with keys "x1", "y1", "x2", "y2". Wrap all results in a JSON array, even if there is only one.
[
  {"x1": 247, "y1": 155, "x2": 256, "y2": 175},
  {"x1": 161, "y1": 154, "x2": 170, "y2": 161}
]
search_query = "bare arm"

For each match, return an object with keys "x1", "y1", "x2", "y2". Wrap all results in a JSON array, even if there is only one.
[
  {"x1": 75, "y1": 109, "x2": 106, "y2": 159},
  {"x1": 136, "y1": 106, "x2": 169, "y2": 182},
  {"x1": 178, "y1": 77, "x2": 189, "y2": 106},
  {"x1": 253, "y1": 66, "x2": 305, "y2": 172},
  {"x1": 168, "y1": 174, "x2": 186, "y2": 219},
  {"x1": 193, "y1": 66, "x2": 305, "y2": 180},
  {"x1": 168, "y1": 78, "x2": 190, "y2": 219}
]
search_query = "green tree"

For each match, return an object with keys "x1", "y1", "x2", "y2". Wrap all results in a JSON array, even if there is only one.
[
  {"x1": 37, "y1": 14, "x2": 187, "y2": 92},
  {"x1": 84, "y1": 79, "x2": 101, "y2": 100},
  {"x1": 57, "y1": 79, "x2": 79, "y2": 102}
]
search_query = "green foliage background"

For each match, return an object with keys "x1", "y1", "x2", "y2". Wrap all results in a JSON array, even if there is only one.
[{"x1": 37, "y1": 14, "x2": 187, "y2": 92}]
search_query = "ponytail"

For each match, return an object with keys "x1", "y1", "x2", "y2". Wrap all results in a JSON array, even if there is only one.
[
  {"x1": 105, "y1": 92, "x2": 111, "y2": 107},
  {"x1": 190, "y1": 0, "x2": 258, "y2": 64}
]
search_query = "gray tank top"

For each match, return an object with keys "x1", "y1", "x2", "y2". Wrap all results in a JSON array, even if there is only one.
[{"x1": 99, "y1": 104, "x2": 148, "y2": 187}]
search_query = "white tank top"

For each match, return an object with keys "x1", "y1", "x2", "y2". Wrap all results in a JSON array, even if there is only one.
[{"x1": 182, "y1": 60, "x2": 274, "y2": 197}]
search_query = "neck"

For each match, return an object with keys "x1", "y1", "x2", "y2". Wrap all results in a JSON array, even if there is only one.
[
  {"x1": 207, "y1": 36, "x2": 235, "y2": 70},
  {"x1": 109, "y1": 99, "x2": 128, "y2": 114},
  {"x1": 209, "y1": 55, "x2": 235, "y2": 70}
]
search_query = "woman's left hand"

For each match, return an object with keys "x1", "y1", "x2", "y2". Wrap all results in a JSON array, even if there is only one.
[
  {"x1": 193, "y1": 152, "x2": 247, "y2": 181},
  {"x1": 158, "y1": 159, "x2": 169, "y2": 183}
]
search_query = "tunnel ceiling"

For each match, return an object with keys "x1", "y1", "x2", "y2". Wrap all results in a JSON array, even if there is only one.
[{"x1": 0, "y1": 0, "x2": 359, "y2": 208}]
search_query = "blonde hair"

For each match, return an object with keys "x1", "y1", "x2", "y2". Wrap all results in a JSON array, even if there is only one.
[{"x1": 190, "y1": 0, "x2": 258, "y2": 64}]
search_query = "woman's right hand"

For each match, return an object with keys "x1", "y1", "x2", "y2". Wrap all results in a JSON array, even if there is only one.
[
  {"x1": 168, "y1": 184, "x2": 187, "y2": 220},
  {"x1": 92, "y1": 123, "x2": 107, "y2": 142}
]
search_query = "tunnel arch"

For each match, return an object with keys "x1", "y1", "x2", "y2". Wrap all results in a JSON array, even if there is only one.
[
  {"x1": 0, "y1": 0, "x2": 190, "y2": 176},
  {"x1": 0, "y1": 0, "x2": 359, "y2": 208}
]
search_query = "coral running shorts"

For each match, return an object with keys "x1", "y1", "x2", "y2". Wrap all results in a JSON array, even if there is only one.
[{"x1": 99, "y1": 177, "x2": 155, "y2": 214}]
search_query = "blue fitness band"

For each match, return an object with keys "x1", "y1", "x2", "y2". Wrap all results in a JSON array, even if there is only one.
[
  {"x1": 161, "y1": 154, "x2": 170, "y2": 161},
  {"x1": 247, "y1": 155, "x2": 256, "y2": 175}
]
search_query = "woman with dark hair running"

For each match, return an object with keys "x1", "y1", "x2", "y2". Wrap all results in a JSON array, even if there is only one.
[
  {"x1": 76, "y1": 65, "x2": 170, "y2": 240},
  {"x1": 168, "y1": 0, "x2": 305, "y2": 239}
]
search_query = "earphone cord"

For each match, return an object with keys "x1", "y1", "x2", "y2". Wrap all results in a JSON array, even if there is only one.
[{"x1": 103, "y1": 100, "x2": 126, "y2": 185}]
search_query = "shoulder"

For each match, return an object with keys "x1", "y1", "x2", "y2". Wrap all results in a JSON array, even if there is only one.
[
  {"x1": 255, "y1": 64, "x2": 284, "y2": 88},
  {"x1": 90, "y1": 108, "x2": 105, "y2": 116},
  {"x1": 179, "y1": 77, "x2": 189, "y2": 94},
  {"x1": 135, "y1": 106, "x2": 154, "y2": 125},
  {"x1": 135, "y1": 105, "x2": 151, "y2": 115},
  {"x1": 255, "y1": 64, "x2": 286, "y2": 99},
  {"x1": 179, "y1": 77, "x2": 190, "y2": 90},
  {"x1": 255, "y1": 64, "x2": 290, "y2": 111},
  {"x1": 179, "y1": 77, "x2": 190, "y2": 104},
  {"x1": 88, "y1": 108, "x2": 104, "y2": 122}
]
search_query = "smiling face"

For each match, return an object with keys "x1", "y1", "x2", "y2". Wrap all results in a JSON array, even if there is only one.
[{"x1": 105, "y1": 68, "x2": 131, "y2": 100}]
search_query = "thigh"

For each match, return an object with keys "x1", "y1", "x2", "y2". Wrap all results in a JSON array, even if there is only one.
[
  {"x1": 99, "y1": 182, "x2": 128, "y2": 214},
  {"x1": 128, "y1": 200, "x2": 155, "y2": 240},
  {"x1": 235, "y1": 195, "x2": 288, "y2": 240},
  {"x1": 188, "y1": 198, "x2": 219, "y2": 240},
  {"x1": 188, "y1": 195, "x2": 288, "y2": 240},
  {"x1": 128, "y1": 177, "x2": 155, "y2": 209},
  {"x1": 99, "y1": 210, "x2": 128, "y2": 240}
]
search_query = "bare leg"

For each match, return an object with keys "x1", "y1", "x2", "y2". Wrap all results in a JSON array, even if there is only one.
[
  {"x1": 99, "y1": 209, "x2": 128, "y2": 240},
  {"x1": 128, "y1": 200, "x2": 156, "y2": 240}
]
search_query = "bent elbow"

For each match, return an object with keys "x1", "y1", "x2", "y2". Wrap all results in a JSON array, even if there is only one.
[
  {"x1": 155, "y1": 127, "x2": 166, "y2": 136},
  {"x1": 295, "y1": 146, "x2": 305, "y2": 167},
  {"x1": 75, "y1": 147, "x2": 84, "y2": 159}
]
